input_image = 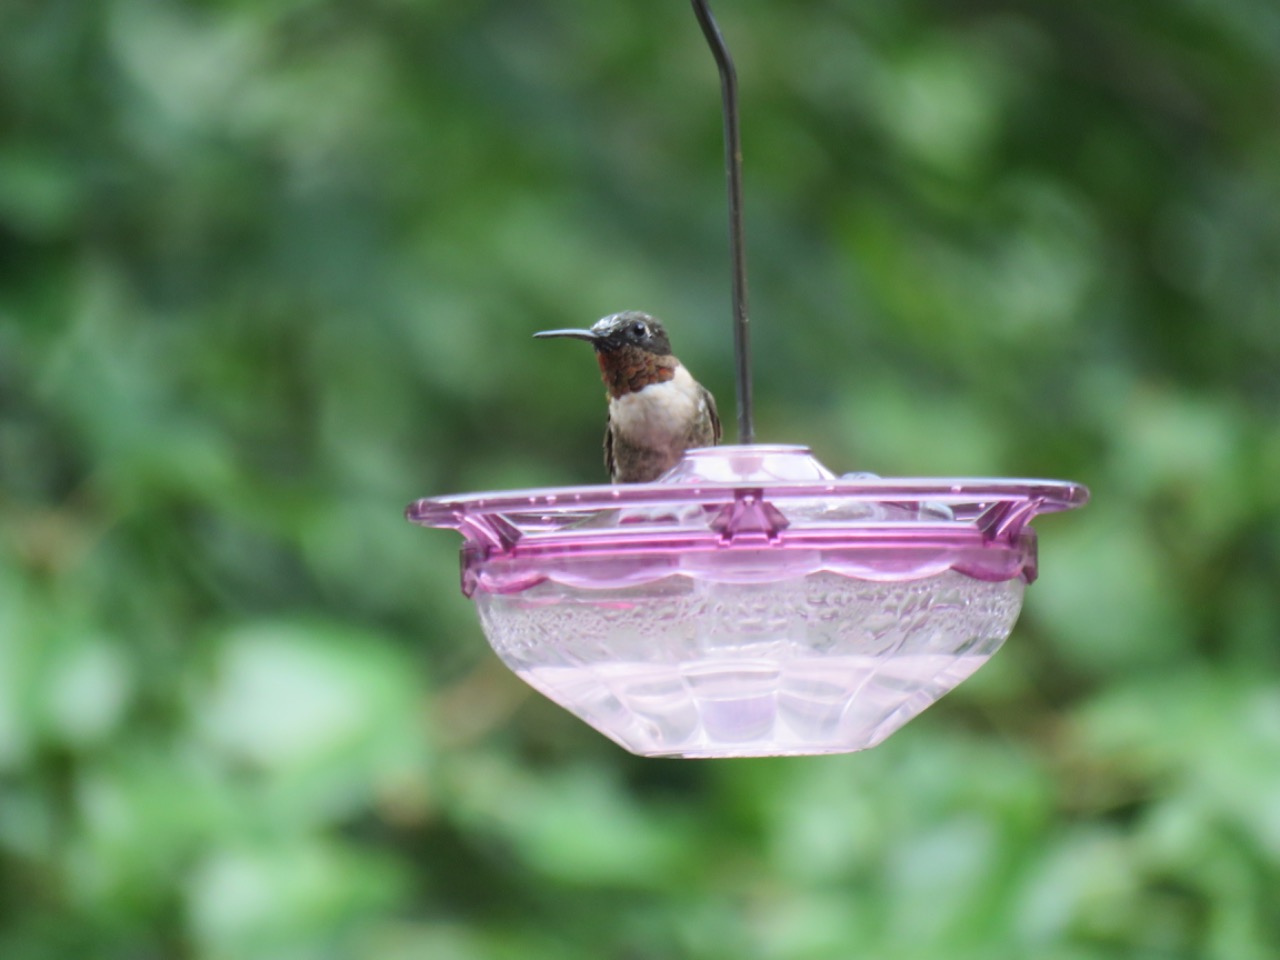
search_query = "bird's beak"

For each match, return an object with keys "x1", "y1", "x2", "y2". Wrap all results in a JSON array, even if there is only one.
[{"x1": 533, "y1": 328, "x2": 598, "y2": 342}]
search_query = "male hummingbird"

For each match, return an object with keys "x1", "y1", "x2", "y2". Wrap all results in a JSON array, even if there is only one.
[{"x1": 534, "y1": 311, "x2": 721, "y2": 483}]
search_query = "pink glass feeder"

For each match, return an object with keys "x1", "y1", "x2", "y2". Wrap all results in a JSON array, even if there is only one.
[
  {"x1": 407, "y1": 446, "x2": 1088, "y2": 757},
  {"x1": 406, "y1": 3, "x2": 1089, "y2": 757}
]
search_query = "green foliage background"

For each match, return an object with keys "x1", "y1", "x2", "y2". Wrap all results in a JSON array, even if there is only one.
[{"x1": 2, "y1": 1, "x2": 1279, "y2": 957}]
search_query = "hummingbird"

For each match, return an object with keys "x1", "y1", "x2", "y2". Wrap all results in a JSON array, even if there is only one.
[{"x1": 534, "y1": 311, "x2": 721, "y2": 483}]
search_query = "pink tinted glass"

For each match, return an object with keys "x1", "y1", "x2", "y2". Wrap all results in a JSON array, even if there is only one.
[{"x1": 407, "y1": 446, "x2": 1087, "y2": 757}]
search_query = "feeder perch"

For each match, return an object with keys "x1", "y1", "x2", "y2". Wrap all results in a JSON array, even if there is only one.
[{"x1": 406, "y1": 2, "x2": 1089, "y2": 757}]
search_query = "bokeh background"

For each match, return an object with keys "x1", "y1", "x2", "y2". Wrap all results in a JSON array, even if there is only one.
[{"x1": 3, "y1": 0, "x2": 1279, "y2": 957}]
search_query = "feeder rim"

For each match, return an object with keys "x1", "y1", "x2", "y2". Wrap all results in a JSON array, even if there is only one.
[{"x1": 406, "y1": 475, "x2": 1089, "y2": 526}]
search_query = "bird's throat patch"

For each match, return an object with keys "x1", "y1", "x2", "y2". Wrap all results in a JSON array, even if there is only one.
[{"x1": 599, "y1": 349, "x2": 677, "y2": 398}]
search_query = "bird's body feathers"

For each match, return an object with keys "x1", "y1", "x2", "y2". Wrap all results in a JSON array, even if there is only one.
[{"x1": 604, "y1": 365, "x2": 719, "y2": 482}]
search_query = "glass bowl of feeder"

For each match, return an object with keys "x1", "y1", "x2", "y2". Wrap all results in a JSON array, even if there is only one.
[{"x1": 406, "y1": 445, "x2": 1088, "y2": 758}]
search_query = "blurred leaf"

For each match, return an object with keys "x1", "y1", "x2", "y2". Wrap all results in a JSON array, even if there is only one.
[{"x1": 195, "y1": 621, "x2": 431, "y2": 822}]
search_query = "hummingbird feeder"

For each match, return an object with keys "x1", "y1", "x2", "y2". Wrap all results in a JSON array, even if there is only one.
[{"x1": 406, "y1": 1, "x2": 1088, "y2": 758}]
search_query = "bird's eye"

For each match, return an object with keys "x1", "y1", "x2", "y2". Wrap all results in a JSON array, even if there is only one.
[{"x1": 630, "y1": 321, "x2": 648, "y2": 338}]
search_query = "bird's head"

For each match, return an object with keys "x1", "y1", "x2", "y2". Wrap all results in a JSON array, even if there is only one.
[
  {"x1": 534, "y1": 311, "x2": 677, "y2": 396},
  {"x1": 534, "y1": 311, "x2": 672, "y2": 356}
]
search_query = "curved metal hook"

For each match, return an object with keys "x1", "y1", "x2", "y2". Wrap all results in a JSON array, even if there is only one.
[{"x1": 691, "y1": 0, "x2": 754, "y2": 444}]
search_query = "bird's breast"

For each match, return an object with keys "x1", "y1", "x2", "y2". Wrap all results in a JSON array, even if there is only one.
[{"x1": 608, "y1": 366, "x2": 707, "y2": 447}]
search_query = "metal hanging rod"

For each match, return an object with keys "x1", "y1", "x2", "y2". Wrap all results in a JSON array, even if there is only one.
[{"x1": 691, "y1": 0, "x2": 755, "y2": 445}]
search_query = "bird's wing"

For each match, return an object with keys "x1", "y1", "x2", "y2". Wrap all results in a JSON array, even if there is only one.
[
  {"x1": 702, "y1": 384, "x2": 722, "y2": 444},
  {"x1": 603, "y1": 417, "x2": 616, "y2": 480}
]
